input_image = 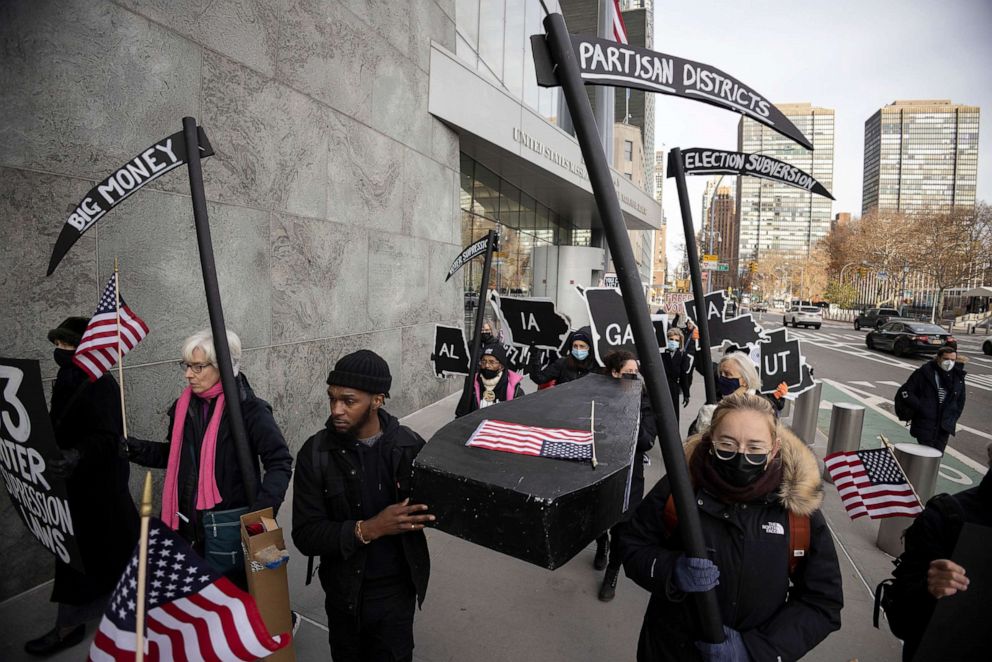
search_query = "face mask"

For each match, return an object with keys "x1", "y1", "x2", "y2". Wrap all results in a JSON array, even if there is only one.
[
  {"x1": 53, "y1": 348, "x2": 75, "y2": 367},
  {"x1": 479, "y1": 367, "x2": 500, "y2": 380},
  {"x1": 717, "y1": 376, "x2": 741, "y2": 397},
  {"x1": 572, "y1": 348, "x2": 589, "y2": 361},
  {"x1": 939, "y1": 360, "x2": 954, "y2": 372},
  {"x1": 667, "y1": 340, "x2": 680, "y2": 351},
  {"x1": 712, "y1": 451, "x2": 768, "y2": 487},
  {"x1": 480, "y1": 332, "x2": 493, "y2": 343}
]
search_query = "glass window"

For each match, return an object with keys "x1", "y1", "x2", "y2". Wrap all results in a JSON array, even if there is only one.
[
  {"x1": 478, "y1": 0, "x2": 505, "y2": 82},
  {"x1": 624, "y1": 140, "x2": 633, "y2": 161}
]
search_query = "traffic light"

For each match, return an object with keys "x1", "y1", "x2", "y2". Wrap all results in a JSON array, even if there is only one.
[{"x1": 748, "y1": 261, "x2": 757, "y2": 273}]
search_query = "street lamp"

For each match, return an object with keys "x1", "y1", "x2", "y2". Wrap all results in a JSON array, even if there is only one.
[{"x1": 839, "y1": 262, "x2": 858, "y2": 284}]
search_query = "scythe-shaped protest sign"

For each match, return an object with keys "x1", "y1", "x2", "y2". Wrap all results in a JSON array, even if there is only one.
[{"x1": 677, "y1": 147, "x2": 834, "y2": 200}]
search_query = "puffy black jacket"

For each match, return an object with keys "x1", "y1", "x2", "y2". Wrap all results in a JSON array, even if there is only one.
[
  {"x1": 900, "y1": 361, "x2": 967, "y2": 441},
  {"x1": 529, "y1": 354, "x2": 596, "y2": 385},
  {"x1": 624, "y1": 390, "x2": 658, "y2": 517},
  {"x1": 292, "y1": 410, "x2": 430, "y2": 614},
  {"x1": 619, "y1": 428, "x2": 843, "y2": 661}
]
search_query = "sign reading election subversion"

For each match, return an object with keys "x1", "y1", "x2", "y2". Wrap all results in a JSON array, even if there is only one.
[{"x1": 675, "y1": 148, "x2": 834, "y2": 199}]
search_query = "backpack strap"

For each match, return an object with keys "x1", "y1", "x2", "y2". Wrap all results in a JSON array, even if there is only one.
[
  {"x1": 788, "y1": 510, "x2": 811, "y2": 576},
  {"x1": 305, "y1": 435, "x2": 330, "y2": 586}
]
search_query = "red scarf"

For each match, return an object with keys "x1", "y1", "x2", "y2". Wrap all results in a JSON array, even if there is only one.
[{"x1": 161, "y1": 381, "x2": 225, "y2": 529}]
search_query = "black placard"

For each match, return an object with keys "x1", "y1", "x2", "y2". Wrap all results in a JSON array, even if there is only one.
[
  {"x1": 758, "y1": 329, "x2": 805, "y2": 393},
  {"x1": 47, "y1": 127, "x2": 215, "y2": 276},
  {"x1": 489, "y1": 292, "x2": 571, "y2": 352},
  {"x1": 673, "y1": 148, "x2": 834, "y2": 199},
  {"x1": 0, "y1": 358, "x2": 84, "y2": 571},
  {"x1": 684, "y1": 290, "x2": 763, "y2": 352},
  {"x1": 431, "y1": 325, "x2": 471, "y2": 377},
  {"x1": 582, "y1": 287, "x2": 666, "y2": 366},
  {"x1": 446, "y1": 235, "x2": 498, "y2": 282},
  {"x1": 531, "y1": 34, "x2": 812, "y2": 150}
]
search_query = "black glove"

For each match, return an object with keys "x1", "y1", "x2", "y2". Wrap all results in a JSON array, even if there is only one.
[
  {"x1": 48, "y1": 448, "x2": 82, "y2": 479},
  {"x1": 682, "y1": 395, "x2": 690, "y2": 408},
  {"x1": 118, "y1": 436, "x2": 131, "y2": 460}
]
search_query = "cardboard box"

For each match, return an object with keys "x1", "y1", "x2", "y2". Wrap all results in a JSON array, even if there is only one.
[{"x1": 241, "y1": 508, "x2": 296, "y2": 662}]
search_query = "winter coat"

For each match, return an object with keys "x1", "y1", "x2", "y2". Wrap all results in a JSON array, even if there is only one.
[
  {"x1": 50, "y1": 358, "x2": 139, "y2": 605},
  {"x1": 625, "y1": 390, "x2": 658, "y2": 518},
  {"x1": 127, "y1": 373, "x2": 292, "y2": 550},
  {"x1": 455, "y1": 370, "x2": 525, "y2": 417},
  {"x1": 889, "y1": 472, "x2": 992, "y2": 661},
  {"x1": 900, "y1": 361, "x2": 967, "y2": 441},
  {"x1": 619, "y1": 428, "x2": 843, "y2": 661},
  {"x1": 529, "y1": 354, "x2": 596, "y2": 386},
  {"x1": 661, "y1": 349, "x2": 692, "y2": 409},
  {"x1": 291, "y1": 410, "x2": 430, "y2": 613}
]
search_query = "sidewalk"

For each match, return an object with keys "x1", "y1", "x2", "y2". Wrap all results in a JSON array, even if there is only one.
[{"x1": 0, "y1": 381, "x2": 910, "y2": 661}]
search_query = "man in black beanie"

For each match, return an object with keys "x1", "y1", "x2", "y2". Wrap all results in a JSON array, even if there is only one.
[{"x1": 292, "y1": 350, "x2": 433, "y2": 662}]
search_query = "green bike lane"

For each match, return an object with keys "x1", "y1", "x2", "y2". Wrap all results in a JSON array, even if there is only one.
[{"x1": 816, "y1": 379, "x2": 988, "y2": 496}]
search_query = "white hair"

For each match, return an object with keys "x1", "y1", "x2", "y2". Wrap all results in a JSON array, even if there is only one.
[
  {"x1": 182, "y1": 329, "x2": 242, "y2": 376},
  {"x1": 719, "y1": 352, "x2": 761, "y2": 392}
]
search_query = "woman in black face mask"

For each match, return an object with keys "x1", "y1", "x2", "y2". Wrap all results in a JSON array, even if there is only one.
[
  {"x1": 619, "y1": 393, "x2": 843, "y2": 662},
  {"x1": 455, "y1": 343, "x2": 525, "y2": 417}
]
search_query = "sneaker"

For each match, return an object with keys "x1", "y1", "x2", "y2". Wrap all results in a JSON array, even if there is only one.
[
  {"x1": 593, "y1": 538, "x2": 609, "y2": 571},
  {"x1": 25, "y1": 624, "x2": 86, "y2": 656},
  {"x1": 599, "y1": 566, "x2": 620, "y2": 602}
]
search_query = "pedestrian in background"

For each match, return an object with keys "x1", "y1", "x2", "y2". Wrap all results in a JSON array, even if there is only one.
[
  {"x1": 661, "y1": 327, "x2": 692, "y2": 422},
  {"x1": 897, "y1": 345, "x2": 967, "y2": 453}
]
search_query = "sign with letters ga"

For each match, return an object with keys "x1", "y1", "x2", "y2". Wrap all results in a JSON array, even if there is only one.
[
  {"x1": 431, "y1": 325, "x2": 471, "y2": 377},
  {"x1": 47, "y1": 127, "x2": 215, "y2": 276},
  {"x1": 531, "y1": 34, "x2": 812, "y2": 150},
  {"x1": 0, "y1": 358, "x2": 84, "y2": 571},
  {"x1": 758, "y1": 329, "x2": 805, "y2": 393},
  {"x1": 673, "y1": 148, "x2": 834, "y2": 199},
  {"x1": 581, "y1": 287, "x2": 666, "y2": 366},
  {"x1": 489, "y1": 292, "x2": 571, "y2": 352}
]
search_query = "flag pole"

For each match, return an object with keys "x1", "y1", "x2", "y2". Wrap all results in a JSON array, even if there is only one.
[
  {"x1": 590, "y1": 400, "x2": 598, "y2": 470},
  {"x1": 134, "y1": 471, "x2": 153, "y2": 662},
  {"x1": 878, "y1": 434, "x2": 924, "y2": 509},
  {"x1": 114, "y1": 257, "x2": 129, "y2": 438}
]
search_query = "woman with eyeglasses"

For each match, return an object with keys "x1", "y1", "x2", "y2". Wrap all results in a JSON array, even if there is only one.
[
  {"x1": 619, "y1": 393, "x2": 842, "y2": 662},
  {"x1": 124, "y1": 329, "x2": 292, "y2": 585},
  {"x1": 455, "y1": 343, "x2": 525, "y2": 417}
]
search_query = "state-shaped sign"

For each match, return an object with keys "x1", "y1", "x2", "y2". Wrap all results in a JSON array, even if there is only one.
[
  {"x1": 431, "y1": 325, "x2": 471, "y2": 378},
  {"x1": 684, "y1": 290, "x2": 763, "y2": 352}
]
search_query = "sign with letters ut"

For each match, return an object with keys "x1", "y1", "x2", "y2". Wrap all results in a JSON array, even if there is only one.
[
  {"x1": 0, "y1": 358, "x2": 84, "y2": 571},
  {"x1": 758, "y1": 329, "x2": 805, "y2": 393},
  {"x1": 531, "y1": 34, "x2": 812, "y2": 150},
  {"x1": 47, "y1": 127, "x2": 215, "y2": 276},
  {"x1": 431, "y1": 325, "x2": 471, "y2": 377},
  {"x1": 674, "y1": 148, "x2": 834, "y2": 200}
]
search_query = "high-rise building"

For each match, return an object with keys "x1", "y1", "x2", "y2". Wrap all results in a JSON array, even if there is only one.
[
  {"x1": 613, "y1": 122, "x2": 653, "y2": 285},
  {"x1": 862, "y1": 100, "x2": 980, "y2": 215},
  {"x1": 708, "y1": 186, "x2": 738, "y2": 291},
  {"x1": 652, "y1": 150, "x2": 667, "y2": 297},
  {"x1": 736, "y1": 103, "x2": 835, "y2": 261}
]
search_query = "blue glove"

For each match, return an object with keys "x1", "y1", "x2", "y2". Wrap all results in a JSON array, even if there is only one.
[
  {"x1": 695, "y1": 626, "x2": 749, "y2": 662},
  {"x1": 672, "y1": 555, "x2": 720, "y2": 593}
]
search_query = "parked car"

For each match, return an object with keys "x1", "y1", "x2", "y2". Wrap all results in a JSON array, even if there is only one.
[
  {"x1": 783, "y1": 305, "x2": 823, "y2": 329},
  {"x1": 865, "y1": 321, "x2": 957, "y2": 357},
  {"x1": 854, "y1": 307, "x2": 901, "y2": 330},
  {"x1": 751, "y1": 302, "x2": 768, "y2": 313}
]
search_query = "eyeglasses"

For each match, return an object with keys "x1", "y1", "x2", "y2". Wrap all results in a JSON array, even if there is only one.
[
  {"x1": 712, "y1": 440, "x2": 772, "y2": 465},
  {"x1": 479, "y1": 359, "x2": 502, "y2": 369},
  {"x1": 178, "y1": 361, "x2": 214, "y2": 374}
]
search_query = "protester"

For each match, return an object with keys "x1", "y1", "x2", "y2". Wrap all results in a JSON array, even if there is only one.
[
  {"x1": 660, "y1": 327, "x2": 692, "y2": 422},
  {"x1": 455, "y1": 344, "x2": 525, "y2": 417},
  {"x1": 292, "y1": 350, "x2": 433, "y2": 662},
  {"x1": 529, "y1": 326, "x2": 597, "y2": 386},
  {"x1": 124, "y1": 329, "x2": 292, "y2": 584},
  {"x1": 620, "y1": 393, "x2": 843, "y2": 661},
  {"x1": 882, "y1": 442, "x2": 992, "y2": 661},
  {"x1": 477, "y1": 320, "x2": 500, "y2": 353},
  {"x1": 897, "y1": 345, "x2": 967, "y2": 453},
  {"x1": 25, "y1": 318, "x2": 141, "y2": 656},
  {"x1": 594, "y1": 351, "x2": 657, "y2": 602}
]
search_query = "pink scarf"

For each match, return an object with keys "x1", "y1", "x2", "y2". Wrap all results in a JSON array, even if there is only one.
[{"x1": 161, "y1": 381, "x2": 226, "y2": 530}]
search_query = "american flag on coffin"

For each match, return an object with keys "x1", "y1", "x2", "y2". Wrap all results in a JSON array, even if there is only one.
[
  {"x1": 466, "y1": 419, "x2": 593, "y2": 461},
  {"x1": 823, "y1": 448, "x2": 923, "y2": 520}
]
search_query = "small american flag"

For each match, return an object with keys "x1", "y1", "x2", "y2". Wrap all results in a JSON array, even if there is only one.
[
  {"x1": 824, "y1": 448, "x2": 923, "y2": 520},
  {"x1": 466, "y1": 419, "x2": 593, "y2": 461},
  {"x1": 88, "y1": 518, "x2": 288, "y2": 662},
  {"x1": 611, "y1": 0, "x2": 629, "y2": 44},
  {"x1": 73, "y1": 272, "x2": 149, "y2": 381}
]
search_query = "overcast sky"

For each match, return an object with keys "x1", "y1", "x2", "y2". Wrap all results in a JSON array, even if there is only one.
[{"x1": 651, "y1": 0, "x2": 992, "y2": 270}]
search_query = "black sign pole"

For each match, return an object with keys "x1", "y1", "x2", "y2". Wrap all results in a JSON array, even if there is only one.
[
  {"x1": 541, "y1": 14, "x2": 724, "y2": 643},
  {"x1": 459, "y1": 230, "x2": 497, "y2": 412},
  {"x1": 181, "y1": 116, "x2": 257, "y2": 505},
  {"x1": 671, "y1": 147, "x2": 718, "y2": 404}
]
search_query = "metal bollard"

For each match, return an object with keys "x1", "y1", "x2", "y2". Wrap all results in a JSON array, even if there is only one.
[
  {"x1": 876, "y1": 443, "x2": 943, "y2": 557},
  {"x1": 791, "y1": 381, "x2": 822, "y2": 445},
  {"x1": 823, "y1": 403, "x2": 865, "y2": 483},
  {"x1": 780, "y1": 398, "x2": 792, "y2": 418}
]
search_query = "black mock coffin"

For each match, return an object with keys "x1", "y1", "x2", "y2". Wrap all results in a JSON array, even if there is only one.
[{"x1": 411, "y1": 374, "x2": 642, "y2": 569}]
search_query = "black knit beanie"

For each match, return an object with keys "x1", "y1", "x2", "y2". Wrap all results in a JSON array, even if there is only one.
[
  {"x1": 47, "y1": 316, "x2": 90, "y2": 347},
  {"x1": 327, "y1": 350, "x2": 392, "y2": 397}
]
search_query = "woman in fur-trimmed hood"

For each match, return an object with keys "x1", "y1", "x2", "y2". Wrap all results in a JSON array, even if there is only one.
[{"x1": 619, "y1": 393, "x2": 843, "y2": 662}]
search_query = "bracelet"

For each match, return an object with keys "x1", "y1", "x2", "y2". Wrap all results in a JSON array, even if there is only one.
[{"x1": 355, "y1": 520, "x2": 371, "y2": 545}]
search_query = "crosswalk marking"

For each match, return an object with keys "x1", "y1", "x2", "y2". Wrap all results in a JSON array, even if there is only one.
[
  {"x1": 849, "y1": 381, "x2": 876, "y2": 389},
  {"x1": 878, "y1": 380, "x2": 901, "y2": 388}
]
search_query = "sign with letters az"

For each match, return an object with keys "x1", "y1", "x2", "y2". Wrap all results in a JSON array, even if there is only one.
[
  {"x1": 0, "y1": 358, "x2": 84, "y2": 571},
  {"x1": 47, "y1": 127, "x2": 215, "y2": 276},
  {"x1": 431, "y1": 325, "x2": 471, "y2": 377}
]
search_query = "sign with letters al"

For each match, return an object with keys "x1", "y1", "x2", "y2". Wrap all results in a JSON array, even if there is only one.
[
  {"x1": 758, "y1": 329, "x2": 805, "y2": 393},
  {"x1": 674, "y1": 148, "x2": 834, "y2": 199},
  {"x1": 0, "y1": 358, "x2": 84, "y2": 571},
  {"x1": 431, "y1": 325, "x2": 471, "y2": 377},
  {"x1": 47, "y1": 127, "x2": 215, "y2": 276},
  {"x1": 531, "y1": 34, "x2": 812, "y2": 150}
]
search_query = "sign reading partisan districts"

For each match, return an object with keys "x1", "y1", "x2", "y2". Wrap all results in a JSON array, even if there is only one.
[
  {"x1": 0, "y1": 358, "x2": 84, "y2": 571},
  {"x1": 47, "y1": 127, "x2": 215, "y2": 276},
  {"x1": 431, "y1": 325, "x2": 471, "y2": 377},
  {"x1": 531, "y1": 34, "x2": 812, "y2": 150},
  {"x1": 673, "y1": 148, "x2": 834, "y2": 199},
  {"x1": 446, "y1": 234, "x2": 498, "y2": 282}
]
